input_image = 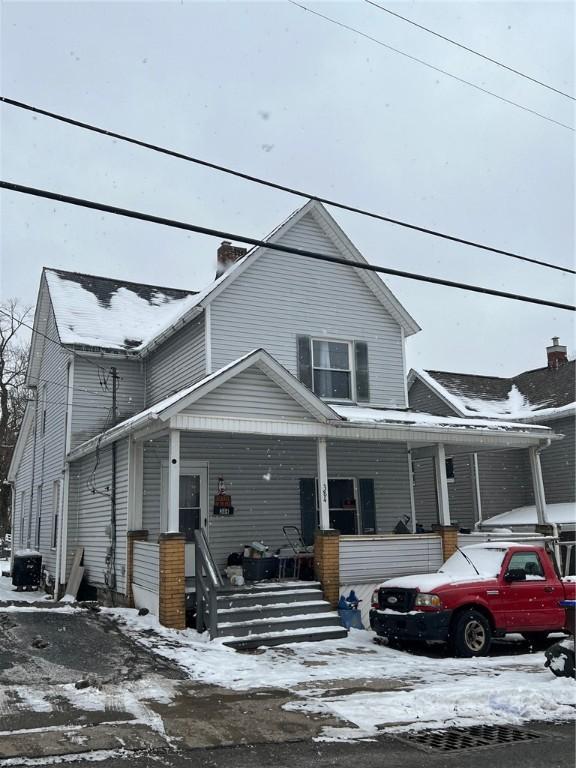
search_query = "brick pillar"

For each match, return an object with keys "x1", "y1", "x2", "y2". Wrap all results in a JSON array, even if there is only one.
[
  {"x1": 434, "y1": 525, "x2": 458, "y2": 561},
  {"x1": 126, "y1": 529, "x2": 148, "y2": 608},
  {"x1": 158, "y1": 532, "x2": 186, "y2": 629},
  {"x1": 314, "y1": 530, "x2": 340, "y2": 608}
]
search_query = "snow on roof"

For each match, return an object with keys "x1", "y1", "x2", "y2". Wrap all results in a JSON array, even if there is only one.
[
  {"x1": 331, "y1": 404, "x2": 549, "y2": 433},
  {"x1": 45, "y1": 269, "x2": 199, "y2": 351},
  {"x1": 415, "y1": 362, "x2": 575, "y2": 421},
  {"x1": 481, "y1": 502, "x2": 576, "y2": 528}
]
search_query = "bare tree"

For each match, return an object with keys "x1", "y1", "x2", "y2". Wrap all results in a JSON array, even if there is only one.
[{"x1": 0, "y1": 300, "x2": 32, "y2": 536}]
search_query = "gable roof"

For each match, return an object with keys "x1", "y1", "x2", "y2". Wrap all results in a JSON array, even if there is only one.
[
  {"x1": 68, "y1": 349, "x2": 341, "y2": 460},
  {"x1": 174, "y1": 199, "x2": 420, "y2": 340},
  {"x1": 409, "y1": 360, "x2": 575, "y2": 422},
  {"x1": 44, "y1": 268, "x2": 198, "y2": 352},
  {"x1": 41, "y1": 200, "x2": 420, "y2": 357}
]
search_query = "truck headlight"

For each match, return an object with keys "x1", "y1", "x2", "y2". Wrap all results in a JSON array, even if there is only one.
[
  {"x1": 371, "y1": 589, "x2": 379, "y2": 608},
  {"x1": 414, "y1": 593, "x2": 441, "y2": 608}
]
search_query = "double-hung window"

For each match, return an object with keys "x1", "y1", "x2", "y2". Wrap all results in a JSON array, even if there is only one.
[
  {"x1": 312, "y1": 340, "x2": 352, "y2": 400},
  {"x1": 297, "y1": 336, "x2": 370, "y2": 402}
]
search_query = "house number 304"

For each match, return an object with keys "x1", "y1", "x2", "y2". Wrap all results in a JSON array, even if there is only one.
[{"x1": 322, "y1": 483, "x2": 327, "y2": 503}]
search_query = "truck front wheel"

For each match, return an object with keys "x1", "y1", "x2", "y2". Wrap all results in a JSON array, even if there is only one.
[{"x1": 451, "y1": 610, "x2": 492, "y2": 657}]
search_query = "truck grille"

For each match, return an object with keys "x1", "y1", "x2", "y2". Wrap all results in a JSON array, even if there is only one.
[{"x1": 378, "y1": 588, "x2": 416, "y2": 613}]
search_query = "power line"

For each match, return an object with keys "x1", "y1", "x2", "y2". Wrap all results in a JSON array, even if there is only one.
[
  {"x1": 0, "y1": 306, "x2": 109, "y2": 375},
  {"x1": 29, "y1": 373, "x2": 115, "y2": 400},
  {"x1": 1, "y1": 98, "x2": 573, "y2": 276},
  {"x1": 25, "y1": 397, "x2": 112, "y2": 411},
  {"x1": 1, "y1": 180, "x2": 573, "y2": 312},
  {"x1": 364, "y1": 0, "x2": 575, "y2": 101},
  {"x1": 288, "y1": 1, "x2": 574, "y2": 132}
]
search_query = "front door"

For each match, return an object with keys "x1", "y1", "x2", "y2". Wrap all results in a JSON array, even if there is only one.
[
  {"x1": 161, "y1": 463, "x2": 208, "y2": 578},
  {"x1": 328, "y1": 478, "x2": 358, "y2": 535}
]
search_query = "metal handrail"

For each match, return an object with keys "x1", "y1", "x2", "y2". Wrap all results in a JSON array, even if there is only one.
[{"x1": 194, "y1": 529, "x2": 223, "y2": 639}]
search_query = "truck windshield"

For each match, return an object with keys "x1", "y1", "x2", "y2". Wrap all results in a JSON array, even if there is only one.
[{"x1": 439, "y1": 547, "x2": 507, "y2": 578}]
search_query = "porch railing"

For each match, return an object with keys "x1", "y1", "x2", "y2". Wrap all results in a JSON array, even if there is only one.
[
  {"x1": 194, "y1": 529, "x2": 224, "y2": 639},
  {"x1": 339, "y1": 534, "x2": 443, "y2": 583}
]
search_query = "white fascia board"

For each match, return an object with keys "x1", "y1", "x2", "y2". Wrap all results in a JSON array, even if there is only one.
[
  {"x1": 171, "y1": 413, "x2": 551, "y2": 448},
  {"x1": 7, "y1": 403, "x2": 34, "y2": 482},
  {"x1": 26, "y1": 272, "x2": 51, "y2": 387},
  {"x1": 410, "y1": 369, "x2": 466, "y2": 417}
]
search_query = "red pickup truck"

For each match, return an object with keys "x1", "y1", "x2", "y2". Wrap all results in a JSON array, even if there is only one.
[{"x1": 370, "y1": 542, "x2": 576, "y2": 657}]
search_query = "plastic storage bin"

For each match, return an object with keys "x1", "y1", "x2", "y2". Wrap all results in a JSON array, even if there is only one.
[{"x1": 242, "y1": 556, "x2": 278, "y2": 582}]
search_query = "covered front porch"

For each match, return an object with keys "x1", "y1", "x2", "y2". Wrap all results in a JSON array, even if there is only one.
[{"x1": 69, "y1": 348, "x2": 555, "y2": 632}]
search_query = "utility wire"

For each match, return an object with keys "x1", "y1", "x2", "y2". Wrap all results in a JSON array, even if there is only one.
[
  {"x1": 1, "y1": 180, "x2": 573, "y2": 312},
  {"x1": 288, "y1": 1, "x2": 574, "y2": 132},
  {"x1": 29, "y1": 373, "x2": 114, "y2": 400},
  {"x1": 1, "y1": 97, "x2": 573, "y2": 275},
  {"x1": 0, "y1": 306, "x2": 109, "y2": 375},
  {"x1": 364, "y1": 0, "x2": 575, "y2": 101},
  {"x1": 25, "y1": 397, "x2": 112, "y2": 411}
]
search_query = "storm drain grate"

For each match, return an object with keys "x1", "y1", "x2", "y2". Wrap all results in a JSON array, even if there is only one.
[{"x1": 392, "y1": 724, "x2": 542, "y2": 752}]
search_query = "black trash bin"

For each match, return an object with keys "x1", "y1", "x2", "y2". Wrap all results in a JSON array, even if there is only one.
[{"x1": 12, "y1": 551, "x2": 42, "y2": 591}]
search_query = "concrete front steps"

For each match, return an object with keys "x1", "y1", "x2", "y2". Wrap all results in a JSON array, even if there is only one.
[{"x1": 215, "y1": 581, "x2": 348, "y2": 650}]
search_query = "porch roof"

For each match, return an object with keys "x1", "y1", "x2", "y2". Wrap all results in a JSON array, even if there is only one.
[{"x1": 68, "y1": 350, "x2": 556, "y2": 463}]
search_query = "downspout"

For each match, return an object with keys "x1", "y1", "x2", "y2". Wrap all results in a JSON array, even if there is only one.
[
  {"x1": 533, "y1": 438, "x2": 551, "y2": 526},
  {"x1": 471, "y1": 453, "x2": 483, "y2": 530},
  {"x1": 535, "y1": 438, "x2": 560, "y2": 567}
]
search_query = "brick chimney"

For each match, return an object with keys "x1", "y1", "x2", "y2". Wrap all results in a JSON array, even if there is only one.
[
  {"x1": 216, "y1": 241, "x2": 247, "y2": 279},
  {"x1": 546, "y1": 336, "x2": 568, "y2": 370}
]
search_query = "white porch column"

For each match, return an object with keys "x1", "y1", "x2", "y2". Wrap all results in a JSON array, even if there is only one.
[
  {"x1": 316, "y1": 437, "x2": 330, "y2": 530},
  {"x1": 167, "y1": 429, "x2": 181, "y2": 533},
  {"x1": 529, "y1": 445, "x2": 548, "y2": 525},
  {"x1": 432, "y1": 443, "x2": 451, "y2": 526}
]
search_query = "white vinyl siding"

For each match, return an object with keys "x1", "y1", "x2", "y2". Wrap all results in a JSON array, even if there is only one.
[
  {"x1": 142, "y1": 433, "x2": 412, "y2": 571},
  {"x1": 182, "y1": 368, "x2": 316, "y2": 421},
  {"x1": 144, "y1": 313, "x2": 205, "y2": 407},
  {"x1": 71, "y1": 356, "x2": 144, "y2": 449},
  {"x1": 67, "y1": 439, "x2": 129, "y2": 593},
  {"x1": 210, "y1": 212, "x2": 407, "y2": 408},
  {"x1": 12, "y1": 291, "x2": 69, "y2": 575}
]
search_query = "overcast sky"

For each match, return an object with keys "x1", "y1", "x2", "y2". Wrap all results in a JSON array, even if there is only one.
[{"x1": 1, "y1": 0, "x2": 574, "y2": 377}]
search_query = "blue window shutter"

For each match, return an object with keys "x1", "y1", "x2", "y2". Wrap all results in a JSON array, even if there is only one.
[
  {"x1": 297, "y1": 336, "x2": 313, "y2": 390},
  {"x1": 359, "y1": 478, "x2": 376, "y2": 534},
  {"x1": 299, "y1": 478, "x2": 317, "y2": 546},
  {"x1": 354, "y1": 342, "x2": 370, "y2": 402}
]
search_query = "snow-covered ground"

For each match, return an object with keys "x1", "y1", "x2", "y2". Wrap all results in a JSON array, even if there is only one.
[
  {"x1": 0, "y1": 558, "x2": 50, "y2": 603},
  {"x1": 108, "y1": 607, "x2": 576, "y2": 740}
]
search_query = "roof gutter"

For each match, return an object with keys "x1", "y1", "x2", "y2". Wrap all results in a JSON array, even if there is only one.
[
  {"x1": 67, "y1": 412, "x2": 161, "y2": 462},
  {"x1": 136, "y1": 305, "x2": 204, "y2": 358}
]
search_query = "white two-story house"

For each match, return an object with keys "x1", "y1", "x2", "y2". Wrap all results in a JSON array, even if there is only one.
[{"x1": 8, "y1": 200, "x2": 554, "y2": 633}]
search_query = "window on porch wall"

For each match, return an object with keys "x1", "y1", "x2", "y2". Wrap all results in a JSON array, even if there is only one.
[{"x1": 299, "y1": 477, "x2": 376, "y2": 545}]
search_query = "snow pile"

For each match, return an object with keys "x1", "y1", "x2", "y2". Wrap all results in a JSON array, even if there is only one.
[
  {"x1": 287, "y1": 672, "x2": 576, "y2": 737},
  {"x1": 107, "y1": 607, "x2": 576, "y2": 739}
]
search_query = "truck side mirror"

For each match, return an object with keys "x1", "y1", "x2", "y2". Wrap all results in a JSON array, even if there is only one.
[{"x1": 504, "y1": 568, "x2": 526, "y2": 582}]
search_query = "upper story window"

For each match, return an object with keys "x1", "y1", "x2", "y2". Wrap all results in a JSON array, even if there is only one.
[
  {"x1": 445, "y1": 457, "x2": 455, "y2": 482},
  {"x1": 312, "y1": 340, "x2": 352, "y2": 400},
  {"x1": 297, "y1": 336, "x2": 369, "y2": 402}
]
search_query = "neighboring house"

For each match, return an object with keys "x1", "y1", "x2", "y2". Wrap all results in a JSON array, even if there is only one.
[
  {"x1": 8, "y1": 200, "x2": 556, "y2": 628},
  {"x1": 408, "y1": 340, "x2": 575, "y2": 531}
]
